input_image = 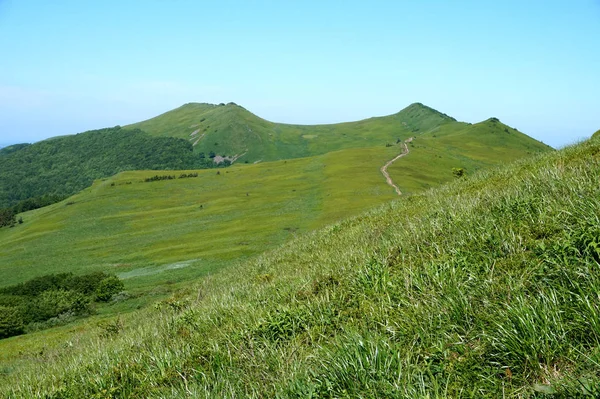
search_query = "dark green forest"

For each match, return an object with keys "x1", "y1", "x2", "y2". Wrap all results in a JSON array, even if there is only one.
[{"x1": 0, "y1": 127, "x2": 219, "y2": 211}]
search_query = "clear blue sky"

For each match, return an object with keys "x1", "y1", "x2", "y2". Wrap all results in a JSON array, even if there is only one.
[{"x1": 1, "y1": 0, "x2": 599, "y2": 148}]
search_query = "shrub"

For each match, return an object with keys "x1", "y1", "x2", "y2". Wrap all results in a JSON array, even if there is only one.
[
  {"x1": 95, "y1": 276, "x2": 125, "y2": 302},
  {"x1": 27, "y1": 289, "x2": 92, "y2": 323},
  {"x1": 452, "y1": 167, "x2": 466, "y2": 178},
  {"x1": 0, "y1": 306, "x2": 24, "y2": 338}
]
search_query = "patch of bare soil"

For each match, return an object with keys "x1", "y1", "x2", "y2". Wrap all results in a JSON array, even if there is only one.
[{"x1": 380, "y1": 138, "x2": 412, "y2": 196}]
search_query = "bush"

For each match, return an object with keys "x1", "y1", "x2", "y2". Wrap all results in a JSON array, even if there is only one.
[
  {"x1": 0, "y1": 208, "x2": 15, "y2": 228},
  {"x1": 0, "y1": 306, "x2": 24, "y2": 338},
  {"x1": 95, "y1": 276, "x2": 125, "y2": 302},
  {"x1": 452, "y1": 167, "x2": 466, "y2": 178},
  {"x1": 27, "y1": 289, "x2": 91, "y2": 323},
  {"x1": 0, "y1": 272, "x2": 125, "y2": 339}
]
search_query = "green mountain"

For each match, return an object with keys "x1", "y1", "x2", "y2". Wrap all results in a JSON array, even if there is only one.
[
  {"x1": 128, "y1": 102, "x2": 551, "y2": 163},
  {"x1": 0, "y1": 127, "x2": 214, "y2": 209},
  {"x1": 0, "y1": 103, "x2": 553, "y2": 291},
  {"x1": 593, "y1": 129, "x2": 600, "y2": 139},
  {"x1": 0, "y1": 102, "x2": 550, "y2": 217},
  {"x1": 0, "y1": 136, "x2": 597, "y2": 398},
  {"x1": 0, "y1": 143, "x2": 31, "y2": 157}
]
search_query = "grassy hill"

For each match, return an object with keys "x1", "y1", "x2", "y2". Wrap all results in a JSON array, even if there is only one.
[
  {"x1": 0, "y1": 127, "x2": 214, "y2": 209},
  {"x1": 128, "y1": 102, "x2": 551, "y2": 163},
  {"x1": 0, "y1": 135, "x2": 597, "y2": 398},
  {"x1": 0, "y1": 117, "x2": 551, "y2": 292},
  {"x1": 1, "y1": 103, "x2": 550, "y2": 214}
]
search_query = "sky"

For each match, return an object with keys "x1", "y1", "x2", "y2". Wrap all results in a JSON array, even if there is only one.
[{"x1": 0, "y1": 0, "x2": 599, "y2": 148}]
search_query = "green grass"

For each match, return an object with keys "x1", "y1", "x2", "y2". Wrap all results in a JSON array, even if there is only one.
[
  {"x1": 0, "y1": 146, "x2": 390, "y2": 291},
  {"x1": 128, "y1": 102, "x2": 551, "y2": 163},
  {"x1": 0, "y1": 125, "x2": 545, "y2": 295},
  {"x1": 0, "y1": 136, "x2": 597, "y2": 398}
]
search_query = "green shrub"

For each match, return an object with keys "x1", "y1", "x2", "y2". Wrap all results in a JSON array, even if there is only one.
[
  {"x1": 27, "y1": 289, "x2": 91, "y2": 323},
  {"x1": 0, "y1": 306, "x2": 24, "y2": 338},
  {"x1": 452, "y1": 167, "x2": 466, "y2": 178},
  {"x1": 95, "y1": 276, "x2": 125, "y2": 302}
]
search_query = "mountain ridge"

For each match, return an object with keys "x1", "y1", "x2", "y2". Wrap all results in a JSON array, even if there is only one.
[
  {"x1": 128, "y1": 102, "x2": 549, "y2": 163},
  {"x1": 0, "y1": 102, "x2": 552, "y2": 211}
]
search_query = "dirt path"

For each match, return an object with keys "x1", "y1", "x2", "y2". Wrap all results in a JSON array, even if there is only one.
[{"x1": 380, "y1": 138, "x2": 412, "y2": 196}]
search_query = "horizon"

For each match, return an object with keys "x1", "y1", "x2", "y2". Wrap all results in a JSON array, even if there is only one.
[{"x1": 1, "y1": 0, "x2": 599, "y2": 148}]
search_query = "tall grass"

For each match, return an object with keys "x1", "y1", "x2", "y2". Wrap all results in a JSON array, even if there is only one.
[{"x1": 1, "y1": 138, "x2": 598, "y2": 398}]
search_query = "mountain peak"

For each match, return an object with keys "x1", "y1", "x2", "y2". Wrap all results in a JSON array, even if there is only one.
[
  {"x1": 399, "y1": 103, "x2": 457, "y2": 122},
  {"x1": 484, "y1": 117, "x2": 501, "y2": 123}
]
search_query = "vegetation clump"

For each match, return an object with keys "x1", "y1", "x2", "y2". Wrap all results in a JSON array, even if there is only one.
[
  {"x1": 0, "y1": 272, "x2": 125, "y2": 339},
  {"x1": 144, "y1": 175, "x2": 176, "y2": 182}
]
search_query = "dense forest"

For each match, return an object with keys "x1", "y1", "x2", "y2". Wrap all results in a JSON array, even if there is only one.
[{"x1": 0, "y1": 127, "x2": 220, "y2": 211}]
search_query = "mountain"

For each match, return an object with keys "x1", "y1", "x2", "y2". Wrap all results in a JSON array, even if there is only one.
[
  {"x1": 0, "y1": 102, "x2": 554, "y2": 288},
  {"x1": 593, "y1": 129, "x2": 600, "y2": 139},
  {"x1": 1, "y1": 102, "x2": 551, "y2": 212},
  {"x1": 1, "y1": 136, "x2": 597, "y2": 397},
  {"x1": 128, "y1": 102, "x2": 551, "y2": 163},
  {"x1": 0, "y1": 143, "x2": 31, "y2": 156}
]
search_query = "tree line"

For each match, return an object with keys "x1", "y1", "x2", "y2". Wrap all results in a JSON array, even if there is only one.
[{"x1": 0, "y1": 127, "x2": 227, "y2": 212}]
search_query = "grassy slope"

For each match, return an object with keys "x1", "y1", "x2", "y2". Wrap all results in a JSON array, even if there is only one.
[
  {"x1": 0, "y1": 147, "x2": 395, "y2": 290},
  {"x1": 0, "y1": 121, "x2": 549, "y2": 293},
  {"x1": 1, "y1": 137, "x2": 598, "y2": 398},
  {"x1": 128, "y1": 102, "x2": 551, "y2": 163},
  {"x1": 388, "y1": 118, "x2": 550, "y2": 193}
]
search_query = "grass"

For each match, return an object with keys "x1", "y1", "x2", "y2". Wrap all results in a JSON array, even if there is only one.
[
  {"x1": 0, "y1": 125, "x2": 545, "y2": 295},
  {"x1": 0, "y1": 146, "x2": 393, "y2": 292},
  {"x1": 128, "y1": 102, "x2": 551, "y2": 163},
  {"x1": 0, "y1": 136, "x2": 597, "y2": 397}
]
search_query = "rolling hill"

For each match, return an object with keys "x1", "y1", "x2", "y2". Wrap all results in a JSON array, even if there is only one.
[
  {"x1": 0, "y1": 104, "x2": 553, "y2": 294},
  {"x1": 128, "y1": 102, "x2": 551, "y2": 163},
  {"x1": 0, "y1": 135, "x2": 597, "y2": 398},
  {"x1": 1, "y1": 103, "x2": 550, "y2": 213},
  {"x1": 0, "y1": 102, "x2": 557, "y2": 389}
]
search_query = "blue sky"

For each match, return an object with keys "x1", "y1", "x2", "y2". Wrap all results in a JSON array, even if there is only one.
[{"x1": 0, "y1": 0, "x2": 599, "y2": 148}]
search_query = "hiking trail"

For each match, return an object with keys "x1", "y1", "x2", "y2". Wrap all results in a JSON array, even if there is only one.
[{"x1": 380, "y1": 138, "x2": 412, "y2": 196}]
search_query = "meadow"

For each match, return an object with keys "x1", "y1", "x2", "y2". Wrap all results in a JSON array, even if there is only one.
[
  {"x1": 0, "y1": 102, "x2": 557, "y2": 396},
  {"x1": 0, "y1": 135, "x2": 597, "y2": 398}
]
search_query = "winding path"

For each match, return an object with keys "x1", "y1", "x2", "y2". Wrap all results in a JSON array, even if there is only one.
[{"x1": 380, "y1": 138, "x2": 412, "y2": 196}]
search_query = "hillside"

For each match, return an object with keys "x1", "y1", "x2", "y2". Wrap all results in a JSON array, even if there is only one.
[
  {"x1": 0, "y1": 115, "x2": 552, "y2": 292},
  {"x1": 0, "y1": 143, "x2": 31, "y2": 156},
  {"x1": 0, "y1": 136, "x2": 598, "y2": 398},
  {"x1": 0, "y1": 127, "x2": 214, "y2": 209},
  {"x1": 128, "y1": 102, "x2": 551, "y2": 163},
  {"x1": 1, "y1": 103, "x2": 550, "y2": 213}
]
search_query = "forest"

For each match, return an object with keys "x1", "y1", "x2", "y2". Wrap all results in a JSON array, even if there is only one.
[{"x1": 0, "y1": 127, "x2": 221, "y2": 214}]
